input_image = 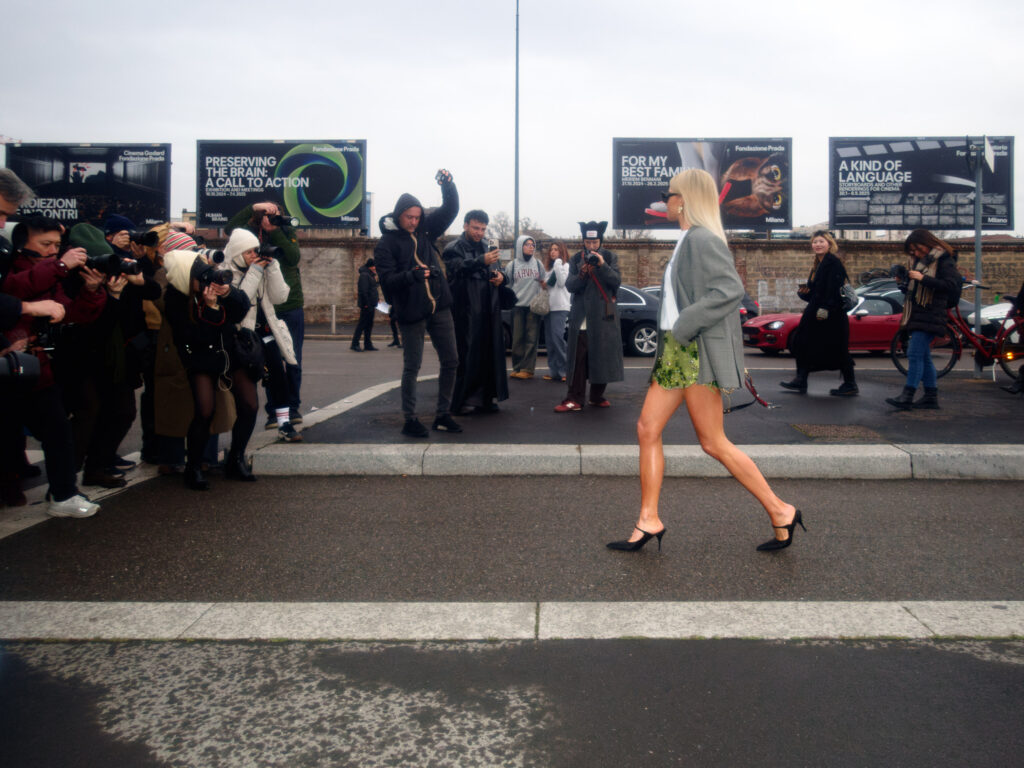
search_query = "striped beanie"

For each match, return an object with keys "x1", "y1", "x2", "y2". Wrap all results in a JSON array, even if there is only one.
[{"x1": 162, "y1": 230, "x2": 197, "y2": 253}]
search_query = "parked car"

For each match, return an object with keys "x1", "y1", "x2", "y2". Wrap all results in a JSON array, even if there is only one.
[
  {"x1": 502, "y1": 284, "x2": 661, "y2": 356},
  {"x1": 743, "y1": 278, "x2": 1007, "y2": 356},
  {"x1": 641, "y1": 285, "x2": 760, "y2": 321},
  {"x1": 742, "y1": 293, "x2": 904, "y2": 355}
]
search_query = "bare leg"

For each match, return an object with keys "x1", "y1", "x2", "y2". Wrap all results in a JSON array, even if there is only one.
[
  {"x1": 684, "y1": 383, "x2": 797, "y2": 541},
  {"x1": 624, "y1": 382, "x2": 686, "y2": 542}
]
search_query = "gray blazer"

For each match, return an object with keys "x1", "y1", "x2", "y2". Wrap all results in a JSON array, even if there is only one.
[{"x1": 656, "y1": 226, "x2": 746, "y2": 389}]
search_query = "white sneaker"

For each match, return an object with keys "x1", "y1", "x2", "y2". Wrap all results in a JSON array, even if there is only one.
[{"x1": 46, "y1": 494, "x2": 99, "y2": 518}]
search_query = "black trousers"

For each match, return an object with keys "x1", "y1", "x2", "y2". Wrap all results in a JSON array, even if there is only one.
[
  {"x1": 1, "y1": 385, "x2": 80, "y2": 501},
  {"x1": 71, "y1": 374, "x2": 137, "y2": 473},
  {"x1": 566, "y1": 331, "x2": 606, "y2": 405},
  {"x1": 352, "y1": 307, "x2": 375, "y2": 347}
]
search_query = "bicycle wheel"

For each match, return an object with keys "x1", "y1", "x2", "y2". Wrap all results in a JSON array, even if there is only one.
[
  {"x1": 889, "y1": 326, "x2": 961, "y2": 379},
  {"x1": 996, "y1": 317, "x2": 1024, "y2": 381}
]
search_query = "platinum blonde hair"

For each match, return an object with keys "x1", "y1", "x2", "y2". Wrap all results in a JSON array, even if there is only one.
[{"x1": 670, "y1": 168, "x2": 727, "y2": 245}]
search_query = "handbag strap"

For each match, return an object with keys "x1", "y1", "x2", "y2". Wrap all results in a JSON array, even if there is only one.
[{"x1": 589, "y1": 269, "x2": 615, "y2": 306}]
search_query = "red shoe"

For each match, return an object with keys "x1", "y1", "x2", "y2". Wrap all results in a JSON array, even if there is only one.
[
  {"x1": 554, "y1": 400, "x2": 583, "y2": 412},
  {"x1": 589, "y1": 398, "x2": 611, "y2": 408}
]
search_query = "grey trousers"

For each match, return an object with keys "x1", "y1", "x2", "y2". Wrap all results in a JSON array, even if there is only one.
[{"x1": 398, "y1": 307, "x2": 458, "y2": 420}]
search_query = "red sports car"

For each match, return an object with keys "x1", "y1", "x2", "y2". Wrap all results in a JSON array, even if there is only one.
[{"x1": 742, "y1": 293, "x2": 903, "y2": 355}]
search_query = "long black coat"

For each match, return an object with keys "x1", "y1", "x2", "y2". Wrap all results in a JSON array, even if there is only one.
[
  {"x1": 790, "y1": 252, "x2": 852, "y2": 372},
  {"x1": 442, "y1": 234, "x2": 510, "y2": 410},
  {"x1": 565, "y1": 248, "x2": 624, "y2": 384}
]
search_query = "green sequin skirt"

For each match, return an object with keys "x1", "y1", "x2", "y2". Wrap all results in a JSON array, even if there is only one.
[{"x1": 651, "y1": 332, "x2": 718, "y2": 391}]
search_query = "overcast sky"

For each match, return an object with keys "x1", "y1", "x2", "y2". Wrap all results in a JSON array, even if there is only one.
[{"x1": 2, "y1": 0, "x2": 1021, "y2": 238}]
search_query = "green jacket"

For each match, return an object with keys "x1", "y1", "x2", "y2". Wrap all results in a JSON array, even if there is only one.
[{"x1": 227, "y1": 205, "x2": 304, "y2": 313}]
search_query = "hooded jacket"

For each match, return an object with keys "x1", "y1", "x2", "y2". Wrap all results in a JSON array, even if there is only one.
[
  {"x1": 227, "y1": 205, "x2": 303, "y2": 314},
  {"x1": 227, "y1": 249, "x2": 296, "y2": 365},
  {"x1": 373, "y1": 179, "x2": 459, "y2": 323},
  {"x1": 504, "y1": 236, "x2": 543, "y2": 308}
]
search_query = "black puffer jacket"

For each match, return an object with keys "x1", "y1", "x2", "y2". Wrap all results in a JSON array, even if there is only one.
[
  {"x1": 164, "y1": 284, "x2": 251, "y2": 375},
  {"x1": 356, "y1": 264, "x2": 378, "y2": 310},
  {"x1": 903, "y1": 251, "x2": 962, "y2": 335},
  {"x1": 374, "y1": 180, "x2": 458, "y2": 323}
]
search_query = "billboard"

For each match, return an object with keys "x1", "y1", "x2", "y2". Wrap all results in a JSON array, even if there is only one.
[
  {"x1": 613, "y1": 138, "x2": 792, "y2": 231},
  {"x1": 4, "y1": 143, "x2": 171, "y2": 226},
  {"x1": 829, "y1": 137, "x2": 1014, "y2": 230},
  {"x1": 197, "y1": 140, "x2": 366, "y2": 229}
]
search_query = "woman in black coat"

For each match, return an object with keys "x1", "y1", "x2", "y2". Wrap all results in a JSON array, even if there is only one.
[
  {"x1": 780, "y1": 231, "x2": 857, "y2": 396},
  {"x1": 163, "y1": 251, "x2": 252, "y2": 490},
  {"x1": 885, "y1": 230, "x2": 962, "y2": 410}
]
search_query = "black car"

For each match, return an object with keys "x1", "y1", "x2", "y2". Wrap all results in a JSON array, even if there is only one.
[{"x1": 502, "y1": 284, "x2": 661, "y2": 356}]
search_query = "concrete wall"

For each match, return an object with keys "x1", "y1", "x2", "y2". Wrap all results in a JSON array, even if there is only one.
[{"x1": 223, "y1": 234, "x2": 1024, "y2": 323}]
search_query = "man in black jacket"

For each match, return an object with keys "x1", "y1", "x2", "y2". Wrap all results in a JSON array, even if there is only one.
[
  {"x1": 442, "y1": 209, "x2": 509, "y2": 414},
  {"x1": 374, "y1": 169, "x2": 461, "y2": 437},
  {"x1": 350, "y1": 258, "x2": 379, "y2": 351}
]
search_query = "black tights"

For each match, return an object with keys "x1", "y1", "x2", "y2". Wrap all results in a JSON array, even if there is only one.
[{"x1": 186, "y1": 370, "x2": 258, "y2": 468}]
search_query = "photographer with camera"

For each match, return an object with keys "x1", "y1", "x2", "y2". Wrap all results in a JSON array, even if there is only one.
[
  {"x1": 227, "y1": 202, "x2": 304, "y2": 430},
  {"x1": 64, "y1": 221, "x2": 161, "y2": 488},
  {"x1": 554, "y1": 221, "x2": 624, "y2": 413},
  {"x1": 0, "y1": 215, "x2": 107, "y2": 517},
  {"x1": 224, "y1": 228, "x2": 301, "y2": 446},
  {"x1": 163, "y1": 249, "x2": 251, "y2": 490}
]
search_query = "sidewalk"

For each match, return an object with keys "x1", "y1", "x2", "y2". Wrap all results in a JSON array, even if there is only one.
[{"x1": 251, "y1": 367, "x2": 1024, "y2": 480}]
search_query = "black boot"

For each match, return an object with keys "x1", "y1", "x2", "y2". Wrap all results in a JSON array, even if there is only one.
[
  {"x1": 885, "y1": 386, "x2": 917, "y2": 410},
  {"x1": 780, "y1": 369, "x2": 808, "y2": 393},
  {"x1": 830, "y1": 364, "x2": 859, "y2": 397},
  {"x1": 224, "y1": 450, "x2": 256, "y2": 481},
  {"x1": 912, "y1": 387, "x2": 939, "y2": 409},
  {"x1": 183, "y1": 466, "x2": 210, "y2": 491}
]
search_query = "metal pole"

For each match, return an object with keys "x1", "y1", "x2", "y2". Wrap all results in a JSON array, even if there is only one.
[
  {"x1": 973, "y1": 138, "x2": 984, "y2": 376},
  {"x1": 514, "y1": 0, "x2": 520, "y2": 242}
]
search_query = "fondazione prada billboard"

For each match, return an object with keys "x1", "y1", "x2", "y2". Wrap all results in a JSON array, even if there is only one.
[
  {"x1": 5, "y1": 143, "x2": 171, "y2": 226},
  {"x1": 829, "y1": 137, "x2": 1014, "y2": 230},
  {"x1": 613, "y1": 138, "x2": 792, "y2": 231},
  {"x1": 197, "y1": 140, "x2": 366, "y2": 229}
]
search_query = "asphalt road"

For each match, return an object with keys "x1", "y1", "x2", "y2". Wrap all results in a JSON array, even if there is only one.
[{"x1": 3, "y1": 336, "x2": 1021, "y2": 768}]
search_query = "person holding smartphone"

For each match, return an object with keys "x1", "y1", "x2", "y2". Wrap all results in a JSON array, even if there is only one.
[{"x1": 443, "y1": 209, "x2": 510, "y2": 415}]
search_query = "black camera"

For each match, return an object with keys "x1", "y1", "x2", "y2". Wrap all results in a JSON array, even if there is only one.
[
  {"x1": 586, "y1": 253, "x2": 601, "y2": 266},
  {"x1": 197, "y1": 268, "x2": 233, "y2": 288},
  {"x1": 85, "y1": 253, "x2": 141, "y2": 277},
  {"x1": 263, "y1": 213, "x2": 298, "y2": 228},
  {"x1": 32, "y1": 318, "x2": 69, "y2": 353},
  {"x1": 0, "y1": 235, "x2": 13, "y2": 282},
  {"x1": 0, "y1": 350, "x2": 41, "y2": 388},
  {"x1": 195, "y1": 247, "x2": 226, "y2": 264},
  {"x1": 258, "y1": 244, "x2": 282, "y2": 261},
  {"x1": 129, "y1": 230, "x2": 160, "y2": 248}
]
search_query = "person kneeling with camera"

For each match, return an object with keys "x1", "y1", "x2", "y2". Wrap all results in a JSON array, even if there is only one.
[
  {"x1": 163, "y1": 250, "x2": 252, "y2": 490},
  {"x1": 224, "y1": 228, "x2": 301, "y2": 444}
]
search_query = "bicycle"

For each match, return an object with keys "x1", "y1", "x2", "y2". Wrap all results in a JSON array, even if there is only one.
[{"x1": 889, "y1": 281, "x2": 1024, "y2": 381}]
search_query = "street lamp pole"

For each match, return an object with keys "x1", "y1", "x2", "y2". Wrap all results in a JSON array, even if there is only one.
[{"x1": 514, "y1": 0, "x2": 520, "y2": 242}]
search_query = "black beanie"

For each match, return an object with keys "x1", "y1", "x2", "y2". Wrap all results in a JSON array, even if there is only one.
[{"x1": 578, "y1": 221, "x2": 608, "y2": 244}]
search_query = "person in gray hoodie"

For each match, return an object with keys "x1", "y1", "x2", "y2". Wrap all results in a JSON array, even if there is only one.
[{"x1": 504, "y1": 235, "x2": 544, "y2": 378}]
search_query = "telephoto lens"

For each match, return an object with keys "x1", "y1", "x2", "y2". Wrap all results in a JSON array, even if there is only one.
[
  {"x1": 195, "y1": 247, "x2": 226, "y2": 264},
  {"x1": 258, "y1": 244, "x2": 282, "y2": 260},
  {"x1": 130, "y1": 230, "x2": 160, "y2": 248}
]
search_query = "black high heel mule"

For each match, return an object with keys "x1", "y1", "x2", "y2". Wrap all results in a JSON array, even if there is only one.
[
  {"x1": 607, "y1": 526, "x2": 666, "y2": 552},
  {"x1": 756, "y1": 510, "x2": 806, "y2": 551}
]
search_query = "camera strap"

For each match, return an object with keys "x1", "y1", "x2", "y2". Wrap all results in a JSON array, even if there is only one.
[{"x1": 589, "y1": 270, "x2": 616, "y2": 318}]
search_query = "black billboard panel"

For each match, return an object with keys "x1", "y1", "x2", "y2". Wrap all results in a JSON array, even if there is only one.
[
  {"x1": 5, "y1": 143, "x2": 171, "y2": 226},
  {"x1": 197, "y1": 140, "x2": 366, "y2": 229},
  {"x1": 829, "y1": 137, "x2": 1014, "y2": 230},
  {"x1": 613, "y1": 138, "x2": 792, "y2": 231}
]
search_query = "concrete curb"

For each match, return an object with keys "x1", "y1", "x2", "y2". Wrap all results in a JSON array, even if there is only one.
[
  {"x1": 252, "y1": 443, "x2": 1024, "y2": 480},
  {"x1": 2, "y1": 601, "x2": 1020, "y2": 641}
]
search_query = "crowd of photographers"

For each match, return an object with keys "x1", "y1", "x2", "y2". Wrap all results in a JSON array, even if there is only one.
[{"x1": 0, "y1": 169, "x2": 304, "y2": 518}]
